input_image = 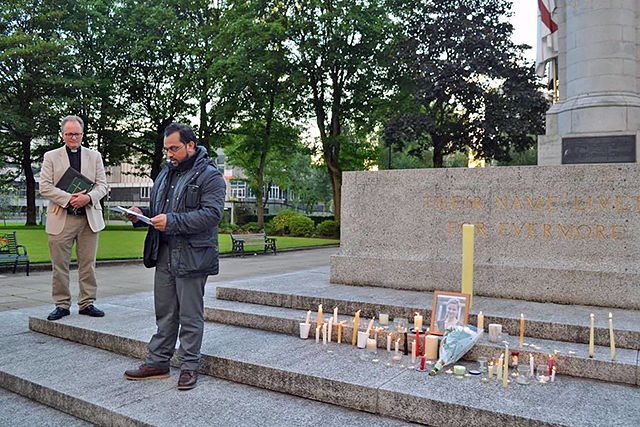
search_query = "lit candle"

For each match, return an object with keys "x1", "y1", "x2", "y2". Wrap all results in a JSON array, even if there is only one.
[
  {"x1": 411, "y1": 340, "x2": 416, "y2": 363},
  {"x1": 322, "y1": 323, "x2": 327, "y2": 345},
  {"x1": 519, "y1": 313, "x2": 525, "y2": 348},
  {"x1": 422, "y1": 335, "x2": 427, "y2": 356},
  {"x1": 414, "y1": 312, "x2": 423, "y2": 331},
  {"x1": 589, "y1": 313, "x2": 595, "y2": 358},
  {"x1": 477, "y1": 311, "x2": 484, "y2": 332},
  {"x1": 497, "y1": 355, "x2": 503, "y2": 380},
  {"x1": 503, "y1": 345, "x2": 509, "y2": 388},
  {"x1": 548, "y1": 354, "x2": 554, "y2": 376},
  {"x1": 333, "y1": 307, "x2": 338, "y2": 325},
  {"x1": 338, "y1": 321, "x2": 344, "y2": 343},
  {"x1": 529, "y1": 354, "x2": 534, "y2": 378},
  {"x1": 387, "y1": 334, "x2": 392, "y2": 352},
  {"x1": 461, "y1": 223, "x2": 475, "y2": 308},
  {"x1": 305, "y1": 310, "x2": 311, "y2": 324},
  {"x1": 351, "y1": 310, "x2": 361, "y2": 346},
  {"x1": 551, "y1": 366, "x2": 556, "y2": 382},
  {"x1": 327, "y1": 318, "x2": 332, "y2": 343},
  {"x1": 366, "y1": 317, "x2": 375, "y2": 335},
  {"x1": 315, "y1": 326, "x2": 320, "y2": 344},
  {"x1": 317, "y1": 304, "x2": 323, "y2": 327},
  {"x1": 609, "y1": 312, "x2": 616, "y2": 361},
  {"x1": 394, "y1": 339, "x2": 399, "y2": 355},
  {"x1": 488, "y1": 361, "x2": 494, "y2": 378}
]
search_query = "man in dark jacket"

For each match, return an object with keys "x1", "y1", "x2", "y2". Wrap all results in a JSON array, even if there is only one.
[{"x1": 123, "y1": 123, "x2": 226, "y2": 390}]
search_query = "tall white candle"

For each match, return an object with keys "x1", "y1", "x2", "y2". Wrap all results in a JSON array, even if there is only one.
[
  {"x1": 477, "y1": 311, "x2": 484, "y2": 332},
  {"x1": 305, "y1": 310, "x2": 311, "y2": 324},
  {"x1": 333, "y1": 307, "x2": 338, "y2": 325},
  {"x1": 414, "y1": 312, "x2": 423, "y2": 331},
  {"x1": 529, "y1": 354, "x2": 534, "y2": 378},
  {"x1": 497, "y1": 356, "x2": 503, "y2": 380},
  {"x1": 609, "y1": 312, "x2": 616, "y2": 361},
  {"x1": 551, "y1": 366, "x2": 556, "y2": 382},
  {"x1": 394, "y1": 339, "x2": 399, "y2": 355},
  {"x1": 589, "y1": 313, "x2": 595, "y2": 358},
  {"x1": 411, "y1": 340, "x2": 416, "y2": 363},
  {"x1": 502, "y1": 345, "x2": 509, "y2": 388},
  {"x1": 366, "y1": 317, "x2": 375, "y2": 335},
  {"x1": 316, "y1": 326, "x2": 320, "y2": 344},
  {"x1": 387, "y1": 334, "x2": 392, "y2": 352},
  {"x1": 317, "y1": 304, "x2": 323, "y2": 327},
  {"x1": 322, "y1": 323, "x2": 327, "y2": 345},
  {"x1": 327, "y1": 319, "x2": 332, "y2": 343}
]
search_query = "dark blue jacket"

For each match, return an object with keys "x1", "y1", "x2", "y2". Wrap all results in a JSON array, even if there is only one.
[{"x1": 140, "y1": 146, "x2": 226, "y2": 277}]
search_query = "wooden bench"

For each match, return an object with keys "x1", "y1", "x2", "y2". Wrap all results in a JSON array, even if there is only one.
[
  {"x1": 230, "y1": 231, "x2": 277, "y2": 257},
  {"x1": 0, "y1": 231, "x2": 30, "y2": 275}
]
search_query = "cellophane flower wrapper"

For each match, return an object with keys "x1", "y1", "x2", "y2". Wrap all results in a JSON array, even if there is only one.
[{"x1": 429, "y1": 324, "x2": 481, "y2": 376}]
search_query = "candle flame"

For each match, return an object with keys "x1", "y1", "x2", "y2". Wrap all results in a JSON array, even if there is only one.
[
  {"x1": 521, "y1": 313, "x2": 524, "y2": 318},
  {"x1": 590, "y1": 313, "x2": 594, "y2": 318},
  {"x1": 609, "y1": 312, "x2": 613, "y2": 319},
  {"x1": 415, "y1": 311, "x2": 420, "y2": 316}
]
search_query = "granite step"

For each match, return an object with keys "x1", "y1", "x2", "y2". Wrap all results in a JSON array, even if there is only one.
[
  {"x1": 214, "y1": 269, "x2": 640, "y2": 350},
  {"x1": 0, "y1": 388, "x2": 95, "y2": 427},
  {"x1": 205, "y1": 298, "x2": 639, "y2": 386},
  {"x1": 0, "y1": 321, "x2": 418, "y2": 427},
  {"x1": 26, "y1": 299, "x2": 640, "y2": 427}
]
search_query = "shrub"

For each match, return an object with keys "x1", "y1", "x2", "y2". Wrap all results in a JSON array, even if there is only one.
[
  {"x1": 288, "y1": 215, "x2": 315, "y2": 237},
  {"x1": 270, "y1": 210, "x2": 298, "y2": 235},
  {"x1": 316, "y1": 220, "x2": 340, "y2": 238},
  {"x1": 241, "y1": 222, "x2": 261, "y2": 233}
]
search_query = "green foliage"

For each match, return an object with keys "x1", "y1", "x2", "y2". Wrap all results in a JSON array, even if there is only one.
[
  {"x1": 241, "y1": 222, "x2": 261, "y2": 233},
  {"x1": 316, "y1": 220, "x2": 340, "y2": 238},
  {"x1": 383, "y1": 0, "x2": 548, "y2": 168},
  {"x1": 270, "y1": 209, "x2": 298, "y2": 235},
  {"x1": 288, "y1": 215, "x2": 315, "y2": 237}
]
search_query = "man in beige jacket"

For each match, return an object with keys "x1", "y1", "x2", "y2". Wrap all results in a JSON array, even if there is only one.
[{"x1": 39, "y1": 115, "x2": 109, "y2": 320}]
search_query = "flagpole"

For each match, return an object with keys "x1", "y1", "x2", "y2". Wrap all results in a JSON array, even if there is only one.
[{"x1": 552, "y1": 58, "x2": 558, "y2": 103}]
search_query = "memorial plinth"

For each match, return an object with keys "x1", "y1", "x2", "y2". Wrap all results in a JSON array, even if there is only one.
[{"x1": 330, "y1": 165, "x2": 640, "y2": 310}]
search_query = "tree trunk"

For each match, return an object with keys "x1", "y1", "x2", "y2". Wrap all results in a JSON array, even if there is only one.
[{"x1": 21, "y1": 138, "x2": 37, "y2": 225}]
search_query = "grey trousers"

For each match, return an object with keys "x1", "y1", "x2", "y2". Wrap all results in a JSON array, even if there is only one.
[{"x1": 145, "y1": 243, "x2": 207, "y2": 371}]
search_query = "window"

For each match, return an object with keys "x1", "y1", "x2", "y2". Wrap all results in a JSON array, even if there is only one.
[
  {"x1": 230, "y1": 180, "x2": 245, "y2": 200},
  {"x1": 140, "y1": 186, "x2": 150, "y2": 199}
]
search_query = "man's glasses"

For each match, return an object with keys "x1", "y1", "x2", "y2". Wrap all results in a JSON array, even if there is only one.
[
  {"x1": 63, "y1": 132, "x2": 83, "y2": 138},
  {"x1": 162, "y1": 143, "x2": 187, "y2": 154}
]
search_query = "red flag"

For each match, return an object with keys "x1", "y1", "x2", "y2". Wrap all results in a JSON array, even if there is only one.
[{"x1": 536, "y1": 0, "x2": 558, "y2": 77}]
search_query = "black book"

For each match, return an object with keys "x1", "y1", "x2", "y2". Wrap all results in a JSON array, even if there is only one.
[{"x1": 55, "y1": 167, "x2": 94, "y2": 194}]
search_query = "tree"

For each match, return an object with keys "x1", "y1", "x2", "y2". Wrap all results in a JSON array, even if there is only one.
[
  {"x1": 0, "y1": 0, "x2": 79, "y2": 225},
  {"x1": 384, "y1": 0, "x2": 548, "y2": 167},
  {"x1": 286, "y1": 0, "x2": 394, "y2": 220},
  {"x1": 218, "y1": 0, "x2": 303, "y2": 228}
]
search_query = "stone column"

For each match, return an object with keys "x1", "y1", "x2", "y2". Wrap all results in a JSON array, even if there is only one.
[{"x1": 538, "y1": 0, "x2": 640, "y2": 165}]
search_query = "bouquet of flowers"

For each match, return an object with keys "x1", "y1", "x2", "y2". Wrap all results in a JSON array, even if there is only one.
[{"x1": 429, "y1": 324, "x2": 481, "y2": 375}]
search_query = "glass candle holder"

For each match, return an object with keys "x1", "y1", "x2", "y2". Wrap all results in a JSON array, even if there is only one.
[
  {"x1": 477, "y1": 356, "x2": 488, "y2": 373},
  {"x1": 515, "y1": 364, "x2": 530, "y2": 385},
  {"x1": 536, "y1": 364, "x2": 549, "y2": 383}
]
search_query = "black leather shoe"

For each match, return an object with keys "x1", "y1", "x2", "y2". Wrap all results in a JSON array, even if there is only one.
[
  {"x1": 178, "y1": 370, "x2": 198, "y2": 390},
  {"x1": 79, "y1": 305, "x2": 105, "y2": 317},
  {"x1": 47, "y1": 307, "x2": 70, "y2": 321}
]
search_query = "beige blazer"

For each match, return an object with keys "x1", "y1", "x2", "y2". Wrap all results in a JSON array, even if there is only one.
[{"x1": 39, "y1": 146, "x2": 109, "y2": 235}]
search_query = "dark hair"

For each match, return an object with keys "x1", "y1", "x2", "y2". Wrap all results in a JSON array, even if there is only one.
[{"x1": 164, "y1": 123, "x2": 197, "y2": 145}]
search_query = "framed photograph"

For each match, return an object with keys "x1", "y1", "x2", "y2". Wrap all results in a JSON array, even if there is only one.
[{"x1": 429, "y1": 291, "x2": 470, "y2": 336}]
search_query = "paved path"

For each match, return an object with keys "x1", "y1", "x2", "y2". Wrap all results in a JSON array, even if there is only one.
[{"x1": 0, "y1": 247, "x2": 338, "y2": 313}]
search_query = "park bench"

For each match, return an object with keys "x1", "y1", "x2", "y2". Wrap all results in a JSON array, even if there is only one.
[
  {"x1": 0, "y1": 231, "x2": 30, "y2": 275},
  {"x1": 230, "y1": 231, "x2": 277, "y2": 257}
]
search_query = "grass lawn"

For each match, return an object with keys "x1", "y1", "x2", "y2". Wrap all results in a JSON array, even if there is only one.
[{"x1": 1, "y1": 225, "x2": 339, "y2": 264}]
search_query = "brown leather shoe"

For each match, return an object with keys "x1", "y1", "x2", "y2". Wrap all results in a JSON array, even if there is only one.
[
  {"x1": 124, "y1": 364, "x2": 170, "y2": 381},
  {"x1": 178, "y1": 370, "x2": 198, "y2": 390}
]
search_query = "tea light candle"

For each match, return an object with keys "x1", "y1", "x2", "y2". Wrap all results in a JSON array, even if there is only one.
[
  {"x1": 414, "y1": 312, "x2": 423, "y2": 331},
  {"x1": 305, "y1": 310, "x2": 311, "y2": 324},
  {"x1": 317, "y1": 304, "x2": 323, "y2": 327},
  {"x1": 609, "y1": 313, "x2": 616, "y2": 361},
  {"x1": 589, "y1": 313, "x2": 595, "y2": 358},
  {"x1": 379, "y1": 313, "x2": 389, "y2": 325},
  {"x1": 519, "y1": 313, "x2": 525, "y2": 348},
  {"x1": 453, "y1": 365, "x2": 466, "y2": 376}
]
